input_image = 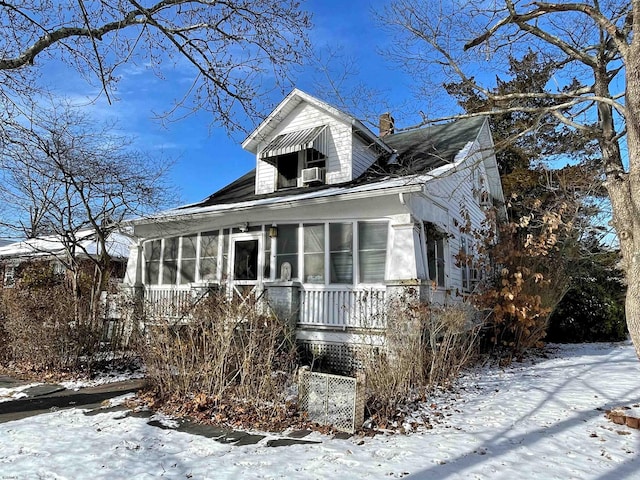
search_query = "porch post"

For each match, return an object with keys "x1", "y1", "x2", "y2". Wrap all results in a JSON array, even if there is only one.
[{"x1": 264, "y1": 281, "x2": 301, "y2": 330}]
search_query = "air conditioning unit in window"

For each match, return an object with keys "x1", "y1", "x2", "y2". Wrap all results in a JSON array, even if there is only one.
[{"x1": 301, "y1": 167, "x2": 325, "y2": 184}]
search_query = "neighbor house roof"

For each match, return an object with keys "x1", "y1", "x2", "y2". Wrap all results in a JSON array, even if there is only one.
[{"x1": 0, "y1": 230, "x2": 135, "y2": 261}]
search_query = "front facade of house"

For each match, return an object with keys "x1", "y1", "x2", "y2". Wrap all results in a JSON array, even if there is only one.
[{"x1": 125, "y1": 89, "x2": 504, "y2": 364}]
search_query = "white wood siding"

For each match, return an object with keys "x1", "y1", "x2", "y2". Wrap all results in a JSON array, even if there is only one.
[
  {"x1": 253, "y1": 103, "x2": 355, "y2": 194},
  {"x1": 401, "y1": 134, "x2": 492, "y2": 293},
  {"x1": 351, "y1": 133, "x2": 379, "y2": 179}
]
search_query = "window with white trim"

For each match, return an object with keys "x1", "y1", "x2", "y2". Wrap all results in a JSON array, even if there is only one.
[
  {"x1": 199, "y1": 231, "x2": 219, "y2": 282},
  {"x1": 304, "y1": 223, "x2": 325, "y2": 283},
  {"x1": 162, "y1": 237, "x2": 179, "y2": 285},
  {"x1": 143, "y1": 232, "x2": 222, "y2": 286},
  {"x1": 460, "y1": 236, "x2": 471, "y2": 291},
  {"x1": 330, "y1": 223, "x2": 353, "y2": 284},
  {"x1": 144, "y1": 239, "x2": 161, "y2": 285},
  {"x1": 180, "y1": 235, "x2": 197, "y2": 284},
  {"x1": 276, "y1": 224, "x2": 298, "y2": 279},
  {"x1": 425, "y1": 222, "x2": 446, "y2": 288},
  {"x1": 358, "y1": 222, "x2": 388, "y2": 283}
]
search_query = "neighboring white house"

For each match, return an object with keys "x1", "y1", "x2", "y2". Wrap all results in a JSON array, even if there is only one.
[
  {"x1": 124, "y1": 89, "x2": 505, "y2": 367},
  {"x1": 0, "y1": 229, "x2": 135, "y2": 288}
]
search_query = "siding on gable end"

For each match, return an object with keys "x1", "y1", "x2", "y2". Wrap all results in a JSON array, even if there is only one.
[
  {"x1": 253, "y1": 103, "x2": 356, "y2": 193},
  {"x1": 256, "y1": 159, "x2": 276, "y2": 195},
  {"x1": 351, "y1": 133, "x2": 380, "y2": 180}
]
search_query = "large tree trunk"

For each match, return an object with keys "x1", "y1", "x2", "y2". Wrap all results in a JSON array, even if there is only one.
[{"x1": 609, "y1": 24, "x2": 640, "y2": 359}]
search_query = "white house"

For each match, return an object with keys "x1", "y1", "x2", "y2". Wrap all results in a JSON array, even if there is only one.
[
  {"x1": 0, "y1": 229, "x2": 134, "y2": 288},
  {"x1": 124, "y1": 89, "x2": 505, "y2": 367}
]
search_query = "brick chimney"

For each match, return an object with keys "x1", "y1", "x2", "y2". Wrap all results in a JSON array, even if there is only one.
[{"x1": 379, "y1": 112, "x2": 395, "y2": 138}]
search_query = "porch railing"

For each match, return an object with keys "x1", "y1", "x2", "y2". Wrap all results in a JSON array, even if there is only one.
[
  {"x1": 299, "y1": 286, "x2": 387, "y2": 329},
  {"x1": 144, "y1": 285, "x2": 193, "y2": 319},
  {"x1": 139, "y1": 284, "x2": 387, "y2": 329}
]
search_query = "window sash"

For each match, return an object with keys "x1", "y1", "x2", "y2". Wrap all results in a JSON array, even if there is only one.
[
  {"x1": 180, "y1": 235, "x2": 198, "y2": 284},
  {"x1": 276, "y1": 224, "x2": 298, "y2": 279},
  {"x1": 144, "y1": 239, "x2": 162, "y2": 285},
  {"x1": 425, "y1": 223, "x2": 446, "y2": 288},
  {"x1": 199, "y1": 231, "x2": 219, "y2": 282},
  {"x1": 304, "y1": 223, "x2": 325, "y2": 283},
  {"x1": 358, "y1": 222, "x2": 387, "y2": 283},
  {"x1": 330, "y1": 223, "x2": 353, "y2": 284}
]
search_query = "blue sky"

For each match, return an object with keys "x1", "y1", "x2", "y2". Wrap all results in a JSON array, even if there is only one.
[{"x1": 44, "y1": 1, "x2": 446, "y2": 206}]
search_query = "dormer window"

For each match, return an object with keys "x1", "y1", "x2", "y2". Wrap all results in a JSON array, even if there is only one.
[
  {"x1": 261, "y1": 125, "x2": 328, "y2": 190},
  {"x1": 277, "y1": 152, "x2": 299, "y2": 189}
]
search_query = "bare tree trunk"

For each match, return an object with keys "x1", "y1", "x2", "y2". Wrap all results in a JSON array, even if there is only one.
[{"x1": 610, "y1": 25, "x2": 640, "y2": 359}]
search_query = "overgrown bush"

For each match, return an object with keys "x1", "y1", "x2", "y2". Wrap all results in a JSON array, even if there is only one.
[
  {"x1": 140, "y1": 291, "x2": 298, "y2": 423},
  {"x1": 0, "y1": 262, "x2": 129, "y2": 374},
  {"x1": 1, "y1": 283, "x2": 103, "y2": 372},
  {"x1": 359, "y1": 300, "x2": 482, "y2": 423}
]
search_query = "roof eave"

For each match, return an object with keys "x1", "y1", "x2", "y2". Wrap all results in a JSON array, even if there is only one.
[{"x1": 131, "y1": 181, "x2": 424, "y2": 226}]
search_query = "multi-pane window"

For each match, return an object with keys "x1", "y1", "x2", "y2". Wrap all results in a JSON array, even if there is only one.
[
  {"x1": 276, "y1": 224, "x2": 298, "y2": 279},
  {"x1": 305, "y1": 149, "x2": 326, "y2": 170},
  {"x1": 330, "y1": 223, "x2": 353, "y2": 284},
  {"x1": 162, "y1": 237, "x2": 179, "y2": 284},
  {"x1": 304, "y1": 223, "x2": 325, "y2": 283},
  {"x1": 180, "y1": 235, "x2": 197, "y2": 284},
  {"x1": 358, "y1": 222, "x2": 388, "y2": 283},
  {"x1": 144, "y1": 232, "x2": 220, "y2": 286},
  {"x1": 199, "y1": 231, "x2": 219, "y2": 282},
  {"x1": 144, "y1": 239, "x2": 162, "y2": 285},
  {"x1": 425, "y1": 222, "x2": 446, "y2": 287}
]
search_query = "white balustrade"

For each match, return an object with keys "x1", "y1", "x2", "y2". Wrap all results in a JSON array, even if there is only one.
[{"x1": 299, "y1": 287, "x2": 386, "y2": 329}]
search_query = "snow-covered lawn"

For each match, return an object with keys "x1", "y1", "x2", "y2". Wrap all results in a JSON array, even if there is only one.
[{"x1": 1, "y1": 342, "x2": 639, "y2": 479}]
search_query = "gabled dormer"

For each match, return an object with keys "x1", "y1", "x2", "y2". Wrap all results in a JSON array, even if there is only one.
[{"x1": 242, "y1": 89, "x2": 392, "y2": 195}]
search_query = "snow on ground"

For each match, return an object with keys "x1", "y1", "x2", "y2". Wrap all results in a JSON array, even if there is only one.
[
  {"x1": 0, "y1": 383, "x2": 40, "y2": 403},
  {"x1": 1, "y1": 342, "x2": 639, "y2": 479}
]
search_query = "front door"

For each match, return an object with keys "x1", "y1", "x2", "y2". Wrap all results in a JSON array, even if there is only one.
[{"x1": 230, "y1": 234, "x2": 262, "y2": 300}]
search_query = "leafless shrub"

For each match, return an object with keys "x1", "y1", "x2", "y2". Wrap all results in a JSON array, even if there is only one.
[
  {"x1": 360, "y1": 300, "x2": 482, "y2": 422},
  {"x1": 0, "y1": 263, "x2": 135, "y2": 374},
  {"x1": 140, "y1": 291, "x2": 297, "y2": 409},
  {"x1": 1, "y1": 283, "x2": 100, "y2": 372}
]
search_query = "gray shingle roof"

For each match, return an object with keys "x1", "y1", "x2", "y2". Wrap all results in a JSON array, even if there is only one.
[{"x1": 187, "y1": 116, "x2": 486, "y2": 208}]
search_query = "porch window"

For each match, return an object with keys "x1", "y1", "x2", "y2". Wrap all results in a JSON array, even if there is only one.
[
  {"x1": 330, "y1": 223, "x2": 353, "y2": 284},
  {"x1": 425, "y1": 222, "x2": 446, "y2": 287},
  {"x1": 358, "y1": 221, "x2": 388, "y2": 283},
  {"x1": 180, "y1": 235, "x2": 197, "y2": 284},
  {"x1": 304, "y1": 223, "x2": 325, "y2": 283},
  {"x1": 276, "y1": 224, "x2": 298, "y2": 279},
  {"x1": 144, "y1": 239, "x2": 161, "y2": 285},
  {"x1": 222, "y1": 230, "x2": 229, "y2": 280},
  {"x1": 199, "y1": 231, "x2": 219, "y2": 281},
  {"x1": 162, "y1": 237, "x2": 179, "y2": 284}
]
